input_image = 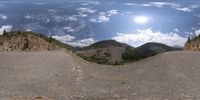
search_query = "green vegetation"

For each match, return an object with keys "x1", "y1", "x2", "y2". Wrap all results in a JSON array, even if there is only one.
[
  {"x1": 121, "y1": 47, "x2": 145, "y2": 62},
  {"x1": 190, "y1": 35, "x2": 200, "y2": 42}
]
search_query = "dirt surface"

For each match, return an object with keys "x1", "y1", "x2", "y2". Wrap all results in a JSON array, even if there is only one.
[{"x1": 0, "y1": 51, "x2": 200, "y2": 100}]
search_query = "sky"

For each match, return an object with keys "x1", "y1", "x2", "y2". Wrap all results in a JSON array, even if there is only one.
[{"x1": 0, "y1": 0, "x2": 200, "y2": 47}]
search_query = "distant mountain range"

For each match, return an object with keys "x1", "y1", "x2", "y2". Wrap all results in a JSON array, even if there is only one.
[
  {"x1": 76, "y1": 40, "x2": 181, "y2": 65},
  {"x1": 0, "y1": 31, "x2": 183, "y2": 65}
]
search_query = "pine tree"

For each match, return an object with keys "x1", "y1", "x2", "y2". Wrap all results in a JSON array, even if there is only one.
[
  {"x1": 3, "y1": 29, "x2": 6, "y2": 35},
  {"x1": 187, "y1": 36, "x2": 191, "y2": 43}
]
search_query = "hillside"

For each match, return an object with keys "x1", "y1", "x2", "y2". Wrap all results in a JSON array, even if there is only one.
[
  {"x1": 77, "y1": 40, "x2": 179, "y2": 64},
  {"x1": 184, "y1": 35, "x2": 200, "y2": 51},
  {"x1": 76, "y1": 40, "x2": 134, "y2": 64},
  {"x1": 135, "y1": 42, "x2": 180, "y2": 57},
  {"x1": 1, "y1": 51, "x2": 200, "y2": 100},
  {"x1": 0, "y1": 31, "x2": 73, "y2": 51}
]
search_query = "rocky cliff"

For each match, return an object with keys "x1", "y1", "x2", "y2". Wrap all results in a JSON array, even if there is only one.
[
  {"x1": 184, "y1": 35, "x2": 200, "y2": 51},
  {"x1": 0, "y1": 31, "x2": 61, "y2": 51}
]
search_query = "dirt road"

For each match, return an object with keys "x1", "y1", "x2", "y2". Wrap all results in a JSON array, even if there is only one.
[{"x1": 0, "y1": 51, "x2": 200, "y2": 100}]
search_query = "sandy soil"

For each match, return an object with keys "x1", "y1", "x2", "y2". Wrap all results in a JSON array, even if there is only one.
[{"x1": 0, "y1": 51, "x2": 200, "y2": 100}]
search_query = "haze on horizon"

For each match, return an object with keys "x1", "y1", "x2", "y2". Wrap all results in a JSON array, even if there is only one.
[{"x1": 0, "y1": 0, "x2": 200, "y2": 47}]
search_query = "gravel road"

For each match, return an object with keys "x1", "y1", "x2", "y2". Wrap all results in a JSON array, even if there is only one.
[{"x1": 0, "y1": 51, "x2": 200, "y2": 100}]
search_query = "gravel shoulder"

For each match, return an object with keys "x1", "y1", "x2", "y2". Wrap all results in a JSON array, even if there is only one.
[{"x1": 0, "y1": 51, "x2": 200, "y2": 100}]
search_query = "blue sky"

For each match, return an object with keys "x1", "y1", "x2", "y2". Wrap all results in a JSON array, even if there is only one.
[{"x1": 0, "y1": 0, "x2": 200, "y2": 47}]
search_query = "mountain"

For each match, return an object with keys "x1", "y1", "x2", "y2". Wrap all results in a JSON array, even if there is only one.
[
  {"x1": 81, "y1": 40, "x2": 133, "y2": 50},
  {"x1": 135, "y1": 42, "x2": 180, "y2": 57},
  {"x1": 121, "y1": 42, "x2": 180, "y2": 62},
  {"x1": 76, "y1": 40, "x2": 134, "y2": 64},
  {"x1": 0, "y1": 31, "x2": 73, "y2": 51},
  {"x1": 76, "y1": 41, "x2": 179, "y2": 65},
  {"x1": 184, "y1": 35, "x2": 200, "y2": 51}
]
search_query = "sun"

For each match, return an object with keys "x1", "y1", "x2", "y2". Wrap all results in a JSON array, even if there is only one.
[{"x1": 134, "y1": 16, "x2": 149, "y2": 24}]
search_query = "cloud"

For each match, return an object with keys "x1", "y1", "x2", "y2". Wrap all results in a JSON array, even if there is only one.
[
  {"x1": 112, "y1": 28, "x2": 187, "y2": 47},
  {"x1": 90, "y1": 15, "x2": 110, "y2": 23},
  {"x1": 195, "y1": 29, "x2": 200, "y2": 36},
  {"x1": 67, "y1": 38, "x2": 95, "y2": 47},
  {"x1": 23, "y1": 22, "x2": 47, "y2": 31},
  {"x1": 52, "y1": 35, "x2": 75, "y2": 43},
  {"x1": 33, "y1": 3, "x2": 48, "y2": 5},
  {"x1": 124, "y1": 3, "x2": 136, "y2": 6},
  {"x1": 173, "y1": 28, "x2": 179, "y2": 33},
  {"x1": 124, "y1": 2, "x2": 193, "y2": 12},
  {"x1": 52, "y1": 34, "x2": 95, "y2": 47},
  {"x1": 0, "y1": 14, "x2": 7, "y2": 20},
  {"x1": 89, "y1": 10, "x2": 118, "y2": 23},
  {"x1": 0, "y1": 25, "x2": 12, "y2": 35},
  {"x1": 24, "y1": 14, "x2": 34, "y2": 19},
  {"x1": 81, "y1": 1, "x2": 100, "y2": 6},
  {"x1": 107, "y1": 10, "x2": 118, "y2": 16},
  {"x1": 77, "y1": 12, "x2": 88, "y2": 17},
  {"x1": 48, "y1": 9, "x2": 57, "y2": 13},
  {"x1": 149, "y1": 2, "x2": 181, "y2": 8},
  {"x1": 191, "y1": 4, "x2": 200, "y2": 9},
  {"x1": 175, "y1": 7, "x2": 193, "y2": 12},
  {"x1": 63, "y1": 27, "x2": 74, "y2": 32},
  {"x1": 67, "y1": 16, "x2": 78, "y2": 21},
  {"x1": 76, "y1": 7, "x2": 97, "y2": 14}
]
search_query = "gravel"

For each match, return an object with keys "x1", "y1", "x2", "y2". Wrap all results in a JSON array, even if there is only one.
[{"x1": 0, "y1": 51, "x2": 200, "y2": 100}]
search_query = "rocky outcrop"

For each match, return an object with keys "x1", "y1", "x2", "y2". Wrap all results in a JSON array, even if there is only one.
[
  {"x1": 0, "y1": 31, "x2": 60, "y2": 51},
  {"x1": 184, "y1": 36, "x2": 200, "y2": 51}
]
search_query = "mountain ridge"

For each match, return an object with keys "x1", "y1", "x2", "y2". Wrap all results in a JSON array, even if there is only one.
[
  {"x1": 0, "y1": 31, "x2": 183, "y2": 65},
  {"x1": 76, "y1": 40, "x2": 180, "y2": 65}
]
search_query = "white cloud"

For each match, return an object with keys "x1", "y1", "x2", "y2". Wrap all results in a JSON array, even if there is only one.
[
  {"x1": 124, "y1": 2, "x2": 193, "y2": 12},
  {"x1": 81, "y1": 1, "x2": 100, "y2": 6},
  {"x1": 149, "y1": 2, "x2": 181, "y2": 8},
  {"x1": 112, "y1": 28, "x2": 187, "y2": 47},
  {"x1": 48, "y1": 9, "x2": 57, "y2": 13},
  {"x1": 195, "y1": 29, "x2": 200, "y2": 36},
  {"x1": 175, "y1": 7, "x2": 193, "y2": 12},
  {"x1": 67, "y1": 38, "x2": 95, "y2": 47},
  {"x1": 52, "y1": 34, "x2": 95, "y2": 47},
  {"x1": 90, "y1": 15, "x2": 110, "y2": 23},
  {"x1": 77, "y1": 12, "x2": 88, "y2": 17},
  {"x1": 107, "y1": 10, "x2": 118, "y2": 16},
  {"x1": 33, "y1": 3, "x2": 48, "y2": 5},
  {"x1": 52, "y1": 35, "x2": 75, "y2": 43},
  {"x1": 63, "y1": 27, "x2": 74, "y2": 32},
  {"x1": 89, "y1": 10, "x2": 118, "y2": 23},
  {"x1": 0, "y1": 25, "x2": 12, "y2": 35},
  {"x1": 67, "y1": 16, "x2": 78, "y2": 21},
  {"x1": 124, "y1": 3, "x2": 136, "y2": 6},
  {"x1": 76, "y1": 7, "x2": 97, "y2": 14},
  {"x1": 173, "y1": 28, "x2": 179, "y2": 33},
  {"x1": 0, "y1": 14, "x2": 7, "y2": 20},
  {"x1": 24, "y1": 14, "x2": 34, "y2": 19}
]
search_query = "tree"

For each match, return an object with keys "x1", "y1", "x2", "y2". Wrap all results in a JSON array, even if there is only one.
[
  {"x1": 2, "y1": 29, "x2": 6, "y2": 35},
  {"x1": 187, "y1": 36, "x2": 191, "y2": 43}
]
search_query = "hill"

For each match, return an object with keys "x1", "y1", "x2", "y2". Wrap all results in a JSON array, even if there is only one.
[
  {"x1": 77, "y1": 40, "x2": 179, "y2": 65},
  {"x1": 0, "y1": 31, "x2": 73, "y2": 51},
  {"x1": 135, "y1": 42, "x2": 180, "y2": 57},
  {"x1": 1, "y1": 51, "x2": 200, "y2": 100},
  {"x1": 184, "y1": 35, "x2": 200, "y2": 51},
  {"x1": 76, "y1": 40, "x2": 134, "y2": 64}
]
